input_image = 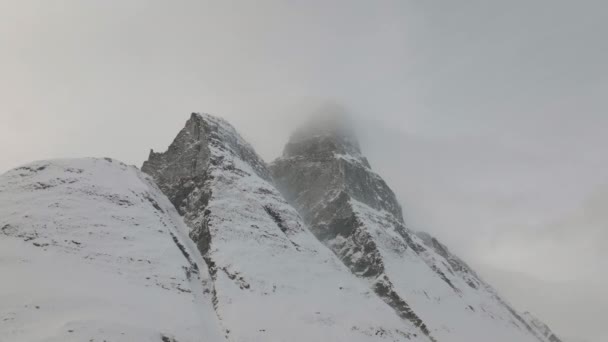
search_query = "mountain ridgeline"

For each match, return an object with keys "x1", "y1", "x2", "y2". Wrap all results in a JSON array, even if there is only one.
[
  {"x1": 270, "y1": 115, "x2": 563, "y2": 342},
  {"x1": 0, "y1": 112, "x2": 563, "y2": 342}
]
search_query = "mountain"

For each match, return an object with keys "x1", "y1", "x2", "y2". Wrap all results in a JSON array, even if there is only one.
[
  {"x1": 0, "y1": 158, "x2": 224, "y2": 342},
  {"x1": 270, "y1": 113, "x2": 562, "y2": 342},
  {"x1": 0, "y1": 112, "x2": 564, "y2": 342},
  {"x1": 141, "y1": 113, "x2": 428, "y2": 342}
]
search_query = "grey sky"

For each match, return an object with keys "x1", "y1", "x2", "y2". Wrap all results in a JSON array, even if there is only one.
[{"x1": 1, "y1": 1, "x2": 606, "y2": 341}]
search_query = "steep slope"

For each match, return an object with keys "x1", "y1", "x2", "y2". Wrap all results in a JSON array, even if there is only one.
[
  {"x1": 0, "y1": 158, "x2": 224, "y2": 342},
  {"x1": 270, "y1": 115, "x2": 558, "y2": 342},
  {"x1": 142, "y1": 113, "x2": 429, "y2": 342}
]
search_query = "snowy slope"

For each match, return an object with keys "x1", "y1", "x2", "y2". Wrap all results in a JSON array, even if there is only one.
[
  {"x1": 271, "y1": 115, "x2": 562, "y2": 342},
  {"x1": 142, "y1": 113, "x2": 429, "y2": 342},
  {"x1": 0, "y1": 158, "x2": 224, "y2": 342}
]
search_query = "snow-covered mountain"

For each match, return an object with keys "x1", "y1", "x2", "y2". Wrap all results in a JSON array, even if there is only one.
[
  {"x1": 0, "y1": 112, "x2": 563, "y2": 342},
  {"x1": 0, "y1": 158, "x2": 224, "y2": 342},
  {"x1": 270, "y1": 114, "x2": 563, "y2": 342},
  {"x1": 141, "y1": 113, "x2": 428, "y2": 342}
]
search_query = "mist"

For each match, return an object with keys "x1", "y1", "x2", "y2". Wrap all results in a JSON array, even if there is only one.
[{"x1": 1, "y1": 1, "x2": 607, "y2": 340}]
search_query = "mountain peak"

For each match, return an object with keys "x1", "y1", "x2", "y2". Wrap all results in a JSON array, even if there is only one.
[
  {"x1": 189, "y1": 112, "x2": 231, "y2": 128},
  {"x1": 273, "y1": 108, "x2": 403, "y2": 222},
  {"x1": 143, "y1": 112, "x2": 270, "y2": 187},
  {"x1": 282, "y1": 106, "x2": 364, "y2": 160}
]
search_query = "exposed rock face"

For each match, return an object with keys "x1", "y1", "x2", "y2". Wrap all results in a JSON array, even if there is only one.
[
  {"x1": 278, "y1": 114, "x2": 403, "y2": 223},
  {"x1": 270, "y1": 115, "x2": 560, "y2": 342},
  {"x1": 0, "y1": 158, "x2": 224, "y2": 342},
  {"x1": 142, "y1": 113, "x2": 429, "y2": 342}
]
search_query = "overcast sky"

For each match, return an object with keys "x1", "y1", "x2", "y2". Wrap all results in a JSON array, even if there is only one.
[{"x1": 1, "y1": 1, "x2": 606, "y2": 341}]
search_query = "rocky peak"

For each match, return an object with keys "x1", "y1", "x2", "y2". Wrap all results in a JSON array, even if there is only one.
[
  {"x1": 143, "y1": 112, "x2": 270, "y2": 185},
  {"x1": 142, "y1": 113, "x2": 272, "y2": 219},
  {"x1": 273, "y1": 113, "x2": 403, "y2": 223},
  {"x1": 283, "y1": 110, "x2": 365, "y2": 162}
]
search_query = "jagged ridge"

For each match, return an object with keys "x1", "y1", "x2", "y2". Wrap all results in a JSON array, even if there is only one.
[{"x1": 142, "y1": 113, "x2": 430, "y2": 342}]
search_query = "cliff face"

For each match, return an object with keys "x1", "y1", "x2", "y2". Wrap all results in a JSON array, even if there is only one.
[
  {"x1": 142, "y1": 113, "x2": 429, "y2": 342},
  {"x1": 271, "y1": 115, "x2": 558, "y2": 342}
]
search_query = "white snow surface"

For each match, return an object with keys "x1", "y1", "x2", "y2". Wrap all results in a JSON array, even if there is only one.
[{"x1": 0, "y1": 158, "x2": 224, "y2": 342}]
